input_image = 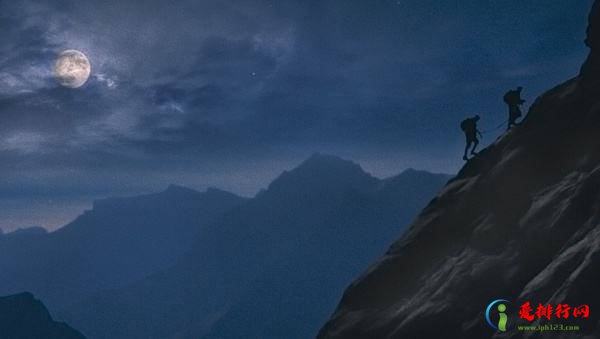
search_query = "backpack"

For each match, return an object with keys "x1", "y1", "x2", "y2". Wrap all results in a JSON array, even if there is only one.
[
  {"x1": 503, "y1": 91, "x2": 514, "y2": 105},
  {"x1": 460, "y1": 119, "x2": 470, "y2": 131}
]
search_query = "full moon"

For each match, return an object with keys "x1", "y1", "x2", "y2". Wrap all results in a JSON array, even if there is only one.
[{"x1": 54, "y1": 50, "x2": 91, "y2": 88}]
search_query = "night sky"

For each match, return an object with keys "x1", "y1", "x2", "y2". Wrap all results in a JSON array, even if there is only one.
[{"x1": 0, "y1": 0, "x2": 593, "y2": 231}]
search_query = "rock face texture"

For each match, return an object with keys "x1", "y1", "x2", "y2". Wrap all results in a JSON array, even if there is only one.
[
  {"x1": 0, "y1": 292, "x2": 85, "y2": 339},
  {"x1": 319, "y1": 2, "x2": 600, "y2": 339}
]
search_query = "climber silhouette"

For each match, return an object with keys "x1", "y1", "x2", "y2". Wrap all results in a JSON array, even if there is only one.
[
  {"x1": 460, "y1": 115, "x2": 482, "y2": 161},
  {"x1": 503, "y1": 86, "x2": 525, "y2": 130}
]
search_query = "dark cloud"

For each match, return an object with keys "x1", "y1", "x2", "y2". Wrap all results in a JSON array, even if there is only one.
[{"x1": 0, "y1": 0, "x2": 594, "y2": 230}]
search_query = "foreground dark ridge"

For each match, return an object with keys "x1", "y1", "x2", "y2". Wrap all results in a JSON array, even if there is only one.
[{"x1": 319, "y1": 2, "x2": 600, "y2": 338}]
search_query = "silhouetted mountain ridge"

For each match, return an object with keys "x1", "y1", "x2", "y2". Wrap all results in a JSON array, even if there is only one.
[
  {"x1": 0, "y1": 185, "x2": 246, "y2": 311},
  {"x1": 61, "y1": 155, "x2": 450, "y2": 339},
  {"x1": 89, "y1": 185, "x2": 239, "y2": 214},
  {"x1": 261, "y1": 153, "x2": 378, "y2": 199}
]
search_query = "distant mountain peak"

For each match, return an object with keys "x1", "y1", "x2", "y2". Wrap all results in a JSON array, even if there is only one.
[
  {"x1": 264, "y1": 154, "x2": 377, "y2": 196},
  {"x1": 292, "y1": 153, "x2": 375, "y2": 180},
  {"x1": 300, "y1": 153, "x2": 365, "y2": 171}
]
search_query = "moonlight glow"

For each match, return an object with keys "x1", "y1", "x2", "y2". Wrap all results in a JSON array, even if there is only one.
[{"x1": 54, "y1": 50, "x2": 91, "y2": 88}]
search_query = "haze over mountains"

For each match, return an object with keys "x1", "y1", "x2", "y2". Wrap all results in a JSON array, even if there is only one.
[
  {"x1": 0, "y1": 185, "x2": 246, "y2": 309},
  {"x1": 0, "y1": 154, "x2": 449, "y2": 338},
  {"x1": 319, "y1": 2, "x2": 600, "y2": 338}
]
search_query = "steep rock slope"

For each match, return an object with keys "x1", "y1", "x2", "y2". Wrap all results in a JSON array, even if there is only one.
[
  {"x1": 62, "y1": 154, "x2": 449, "y2": 339},
  {"x1": 319, "y1": 2, "x2": 600, "y2": 339},
  {"x1": 0, "y1": 292, "x2": 85, "y2": 339}
]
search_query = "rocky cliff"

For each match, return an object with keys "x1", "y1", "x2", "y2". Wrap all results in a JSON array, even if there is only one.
[{"x1": 319, "y1": 2, "x2": 600, "y2": 338}]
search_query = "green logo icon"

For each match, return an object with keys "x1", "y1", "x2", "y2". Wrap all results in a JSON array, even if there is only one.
[
  {"x1": 486, "y1": 299, "x2": 510, "y2": 332},
  {"x1": 497, "y1": 303, "x2": 508, "y2": 332}
]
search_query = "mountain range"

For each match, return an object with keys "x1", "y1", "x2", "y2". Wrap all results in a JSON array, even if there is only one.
[
  {"x1": 0, "y1": 154, "x2": 449, "y2": 338},
  {"x1": 0, "y1": 185, "x2": 246, "y2": 309}
]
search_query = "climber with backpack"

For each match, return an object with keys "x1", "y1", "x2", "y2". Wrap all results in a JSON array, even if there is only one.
[
  {"x1": 460, "y1": 115, "x2": 482, "y2": 161},
  {"x1": 503, "y1": 86, "x2": 526, "y2": 130}
]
